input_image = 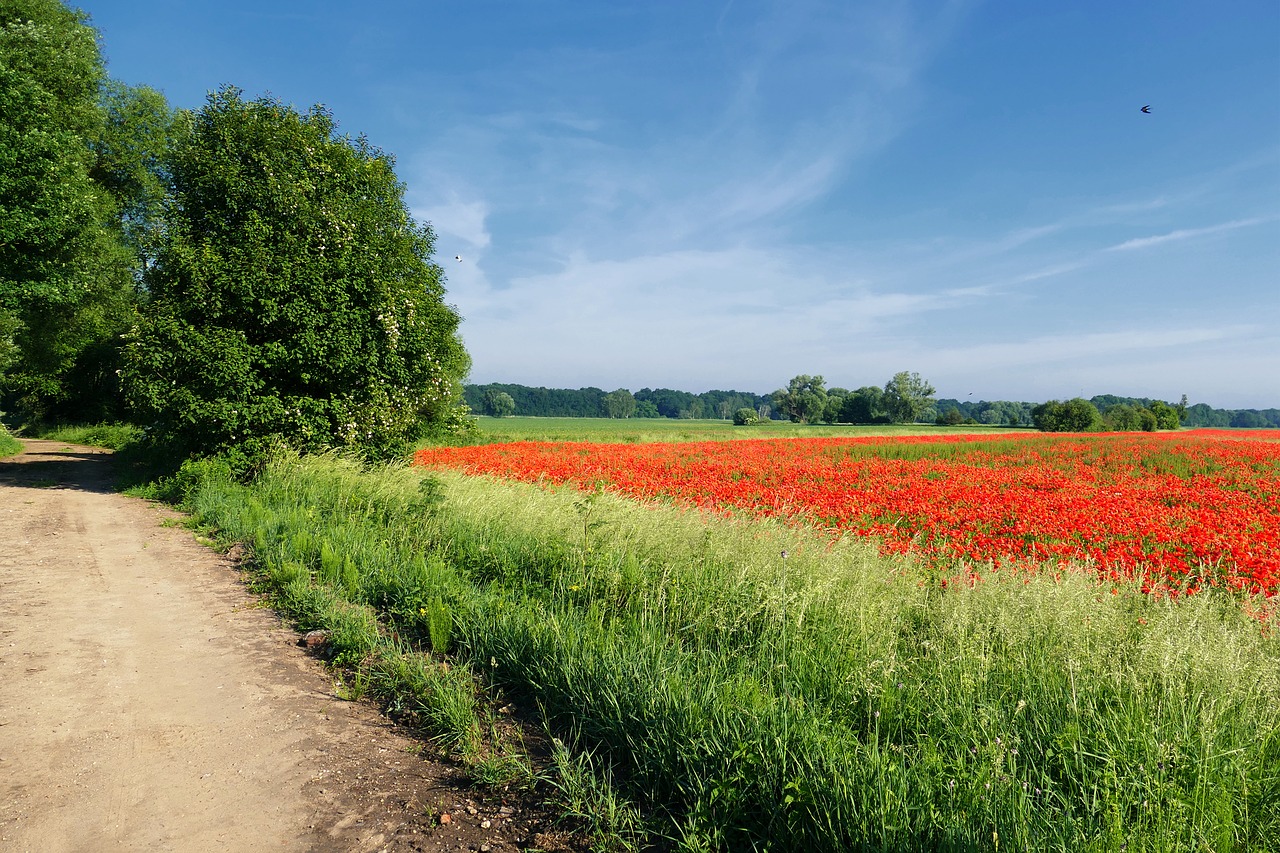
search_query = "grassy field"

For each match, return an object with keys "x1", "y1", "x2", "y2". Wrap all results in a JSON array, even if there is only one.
[
  {"x1": 170, "y1": 445, "x2": 1279, "y2": 852},
  {"x1": 465, "y1": 415, "x2": 1029, "y2": 444}
]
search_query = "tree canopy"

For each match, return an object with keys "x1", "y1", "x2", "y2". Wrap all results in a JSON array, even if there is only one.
[
  {"x1": 122, "y1": 88, "x2": 470, "y2": 459},
  {"x1": 883, "y1": 371, "x2": 936, "y2": 424},
  {"x1": 772, "y1": 375, "x2": 828, "y2": 424},
  {"x1": 1032, "y1": 398, "x2": 1103, "y2": 432},
  {"x1": 0, "y1": 0, "x2": 144, "y2": 421}
]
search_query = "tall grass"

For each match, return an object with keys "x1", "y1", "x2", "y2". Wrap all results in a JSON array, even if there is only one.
[
  {"x1": 0, "y1": 424, "x2": 22, "y2": 458},
  {"x1": 24, "y1": 422, "x2": 142, "y2": 450},
  {"x1": 182, "y1": 451, "x2": 1280, "y2": 851}
]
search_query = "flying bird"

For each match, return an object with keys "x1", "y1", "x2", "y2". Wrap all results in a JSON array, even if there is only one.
[
  {"x1": 1140, "y1": 105, "x2": 1151, "y2": 114},
  {"x1": 454, "y1": 255, "x2": 462, "y2": 262}
]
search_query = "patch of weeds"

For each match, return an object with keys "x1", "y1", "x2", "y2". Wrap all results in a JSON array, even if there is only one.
[
  {"x1": 546, "y1": 737, "x2": 647, "y2": 852},
  {"x1": 334, "y1": 669, "x2": 371, "y2": 702}
]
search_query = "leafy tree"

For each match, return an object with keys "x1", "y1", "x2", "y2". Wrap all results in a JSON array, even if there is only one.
[
  {"x1": 636, "y1": 387, "x2": 697, "y2": 419},
  {"x1": 602, "y1": 388, "x2": 636, "y2": 419},
  {"x1": 733, "y1": 407, "x2": 759, "y2": 426},
  {"x1": 123, "y1": 88, "x2": 470, "y2": 459},
  {"x1": 1148, "y1": 400, "x2": 1181, "y2": 431},
  {"x1": 697, "y1": 389, "x2": 767, "y2": 420},
  {"x1": 1183, "y1": 403, "x2": 1230, "y2": 428},
  {"x1": 1102, "y1": 403, "x2": 1141, "y2": 431},
  {"x1": 466, "y1": 384, "x2": 606, "y2": 418},
  {"x1": 91, "y1": 80, "x2": 178, "y2": 265},
  {"x1": 936, "y1": 407, "x2": 964, "y2": 426},
  {"x1": 634, "y1": 399, "x2": 661, "y2": 418},
  {"x1": 0, "y1": 0, "x2": 140, "y2": 421},
  {"x1": 1032, "y1": 398, "x2": 1101, "y2": 432},
  {"x1": 1229, "y1": 410, "x2": 1268, "y2": 429},
  {"x1": 482, "y1": 389, "x2": 515, "y2": 417},
  {"x1": 821, "y1": 388, "x2": 850, "y2": 424},
  {"x1": 771, "y1": 375, "x2": 828, "y2": 424},
  {"x1": 883, "y1": 371, "x2": 936, "y2": 424},
  {"x1": 840, "y1": 386, "x2": 885, "y2": 423}
]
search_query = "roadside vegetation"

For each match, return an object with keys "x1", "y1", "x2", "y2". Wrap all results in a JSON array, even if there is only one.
[
  {"x1": 19, "y1": 421, "x2": 141, "y2": 450},
  {"x1": 0, "y1": 423, "x2": 21, "y2": 457},
  {"x1": 161, "y1": 448, "x2": 1279, "y2": 852}
]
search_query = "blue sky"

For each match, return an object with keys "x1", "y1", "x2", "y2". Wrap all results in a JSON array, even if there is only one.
[{"x1": 84, "y1": 1, "x2": 1279, "y2": 408}]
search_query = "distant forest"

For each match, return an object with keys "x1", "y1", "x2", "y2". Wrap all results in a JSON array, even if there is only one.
[{"x1": 465, "y1": 384, "x2": 1280, "y2": 428}]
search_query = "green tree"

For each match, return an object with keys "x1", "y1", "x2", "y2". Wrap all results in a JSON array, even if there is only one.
[
  {"x1": 602, "y1": 388, "x2": 636, "y2": 419},
  {"x1": 840, "y1": 386, "x2": 885, "y2": 423},
  {"x1": 1032, "y1": 398, "x2": 1101, "y2": 432},
  {"x1": 883, "y1": 371, "x2": 936, "y2": 424},
  {"x1": 771, "y1": 375, "x2": 828, "y2": 424},
  {"x1": 1148, "y1": 400, "x2": 1181, "y2": 431},
  {"x1": 936, "y1": 407, "x2": 964, "y2": 426},
  {"x1": 733, "y1": 407, "x2": 759, "y2": 425},
  {"x1": 1102, "y1": 403, "x2": 1141, "y2": 431},
  {"x1": 123, "y1": 88, "x2": 470, "y2": 459},
  {"x1": 482, "y1": 389, "x2": 515, "y2": 417},
  {"x1": 0, "y1": 0, "x2": 139, "y2": 421},
  {"x1": 91, "y1": 80, "x2": 178, "y2": 265},
  {"x1": 821, "y1": 388, "x2": 850, "y2": 424}
]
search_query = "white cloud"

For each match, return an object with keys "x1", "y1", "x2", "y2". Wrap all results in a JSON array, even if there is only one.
[
  {"x1": 456, "y1": 244, "x2": 965, "y2": 389},
  {"x1": 413, "y1": 194, "x2": 491, "y2": 249},
  {"x1": 1105, "y1": 218, "x2": 1267, "y2": 252}
]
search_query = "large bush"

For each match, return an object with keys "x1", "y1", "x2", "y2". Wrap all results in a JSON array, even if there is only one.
[{"x1": 123, "y1": 88, "x2": 470, "y2": 459}]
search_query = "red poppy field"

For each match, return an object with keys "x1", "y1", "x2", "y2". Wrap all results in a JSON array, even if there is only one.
[{"x1": 415, "y1": 429, "x2": 1280, "y2": 597}]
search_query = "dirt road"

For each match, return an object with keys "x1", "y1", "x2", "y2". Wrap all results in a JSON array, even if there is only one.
[{"x1": 0, "y1": 441, "x2": 543, "y2": 852}]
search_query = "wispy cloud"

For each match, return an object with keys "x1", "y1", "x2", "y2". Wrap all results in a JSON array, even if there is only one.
[
  {"x1": 414, "y1": 193, "x2": 491, "y2": 249},
  {"x1": 1105, "y1": 218, "x2": 1268, "y2": 252}
]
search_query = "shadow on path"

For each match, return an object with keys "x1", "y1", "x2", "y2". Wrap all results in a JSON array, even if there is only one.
[{"x1": 0, "y1": 441, "x2": 118, "y2": 495}]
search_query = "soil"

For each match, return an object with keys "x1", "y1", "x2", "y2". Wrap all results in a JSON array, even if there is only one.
[{"x1": 0, "y1": 440, "x2": 581, "y2": 853}]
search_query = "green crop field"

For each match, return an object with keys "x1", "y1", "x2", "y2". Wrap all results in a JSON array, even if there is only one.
[{"x1": 466, "y1": 415, "x2": 1028, "y2": 444}]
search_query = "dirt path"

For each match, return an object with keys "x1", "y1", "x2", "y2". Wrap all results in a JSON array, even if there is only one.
[{"x1": 0, "y1": 441, "x2": 548, "y2": 853}]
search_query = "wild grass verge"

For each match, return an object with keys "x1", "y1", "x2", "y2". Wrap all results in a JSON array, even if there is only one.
[
  {"x1": 21, "y1": 421, "x2": 142, "y2": 450},
  {"x1": 0, "y1": 424, "x2": 22, "y2": 458},
  {"x1": 178, "y1": 450, "x2": 1279, "y2": 852}
]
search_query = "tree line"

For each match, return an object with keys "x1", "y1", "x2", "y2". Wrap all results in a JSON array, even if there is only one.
[
  {"x1": 1, "y1": 0, "x2": 471, "y2": 462},
  {"x1": 467, "y1": 384, "x2": 773, "y2": 420},
  {"x1": 472, "y1": 378, "x2": 1278, "y2": 432}
]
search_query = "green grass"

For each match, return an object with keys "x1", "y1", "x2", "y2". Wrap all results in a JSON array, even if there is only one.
[
  {"x1": 461, "y1": 415, "x2": 1028, "y2": 445},
  {"x1": 24, "y1": 422, "x2": 142, "y2": 450},
  {"x1": 0, "y1": 425, "x2": 22, "y2": 458},
  {"x1": 176, "y1": 450, "x2": 1280, "y2": 852}
]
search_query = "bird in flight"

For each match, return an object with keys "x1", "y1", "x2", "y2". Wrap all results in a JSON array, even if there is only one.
[
  {"x1": 1140, "y1": 105, "x2": 1151, "y2": 114},
  {"x1": 454, "y1": 255, "x2": 462, "y2": 262}
]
